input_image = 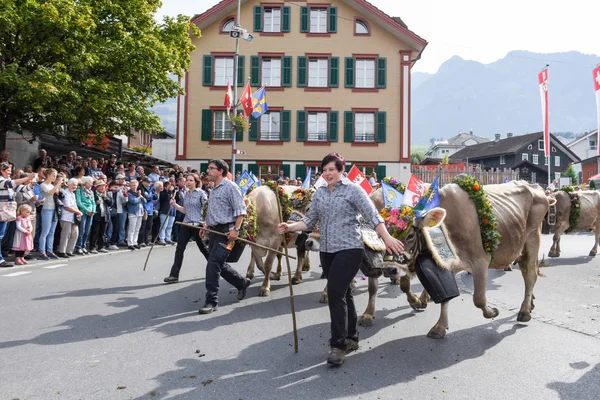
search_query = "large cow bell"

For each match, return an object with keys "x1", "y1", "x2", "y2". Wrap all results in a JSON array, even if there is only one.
[{"x1": 414, "y1": 254, "x2": 460, "y2": 304}]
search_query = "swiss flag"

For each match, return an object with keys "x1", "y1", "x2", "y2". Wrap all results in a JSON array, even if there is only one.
[
  {"x1": 593, "y1": 65, "x2": 600, "y2": 92},
  {"x1": 224, "y1": 81, "x2": 233, "y2": 111},
  {"x1": 239, "y1": 83, "x2": 253, "y2": 117},
  {"x1": 403, "y1": 174, "x2": 426, "y2": 206},
  {"x1": 347, "y1": 165, "x2": 372, "y2": 194}
]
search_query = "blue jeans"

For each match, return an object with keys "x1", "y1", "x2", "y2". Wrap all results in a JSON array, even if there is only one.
[
  {"x1": 118, "y1": 212, "x2": 127, "y2": 243},
  {"x1": 159, "y1": 213, "x2": 175, "y2": 242},
  {"x1": 0, "y1": 221, "x2": 8, "y2": 262},
  {"x1": 39, "y1": 209, "x2": 58, "y2": 254},
  {"x1": 33, "y1": 212, "x2": 42, "y2": 250},
  {"x1": 76, "y1": 213, "x2": 94, "y2": 250}
]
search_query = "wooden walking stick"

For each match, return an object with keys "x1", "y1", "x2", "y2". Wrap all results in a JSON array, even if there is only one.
[
  {"x1": 274, "y1": 187, "x2": 299, "y2": 353},
  {"x1": 143, "y1": 205, "x2": 173, "y2": 271}
]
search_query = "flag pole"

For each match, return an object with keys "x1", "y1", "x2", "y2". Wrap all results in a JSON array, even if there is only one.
[
  {"x1": 543, "y1": 65, "x2": 551, "y2": 187},
  {"x1": 231, "y1": 0, "x2": 242, "y2": 177}
]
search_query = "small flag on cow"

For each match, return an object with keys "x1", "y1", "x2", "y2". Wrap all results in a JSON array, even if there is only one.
[
  {"x1": 236, "y1": 170, "x2": 256, "y2": 196},
  {"x1": 240, "y1": 82, "x2": 253, "y2": 117},
  {"x1": 347, "y1": 165, "x2": 373, "y2": 194},
  {"x1": 403, "y1": 174, "x2": 426, "y2": 207},
  {"x1": 593, "y1": 64, "x2": 600, "y2": 155},
  {"x1": 381, "y1": 181, "x2": 404, "y2": 208},
  {"x1": 414, "y1": 176, "x2": 440, "y2": 217},
  {"x1": 224, "y1": 81, "x2": 233, "y2": 114},
  {"x1": 302, "y1": 167, "x2": 312, "y2": 189},
  {"x1": 251, "y1": 87, "x2": 268, "y2": 119}
]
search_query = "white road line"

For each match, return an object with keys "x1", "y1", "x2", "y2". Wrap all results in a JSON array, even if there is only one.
[
  {"x1": 43, "y1": 264, "x2": 68, "y2": 269},
  {"x1": 3, "y1": 271, "x2": 32, "y2": 277}
]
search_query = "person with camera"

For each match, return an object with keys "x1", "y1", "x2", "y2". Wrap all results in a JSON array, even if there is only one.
[
  {"x1": 88, "y1": 180, "x2": 112, "y2": 253},
  {"x1": 38, "y1": 168, "x2": 65, "y2": 260},
  {"x1": 125, "y1": 179, "x2": 146, "y2": 250},
  {"x1": 57, "y1": 178, "x2": 83, "y2": 258}
]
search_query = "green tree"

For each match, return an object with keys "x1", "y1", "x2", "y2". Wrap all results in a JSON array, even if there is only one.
[
  {"x1": 0, "y1": 0, "x2": 199, "y2": 146},
  {"x1": 410, "y1": 151, "x2": 425, "y2": 164},
  {"x1": 562, "y1": 163, "x2": 578, "y2": 185},
  {"x1": 590, "y1": 180, "x2": 597, "y2": 190},
  {"x1": 441, "y1": 154, "x2": 449, "y2": 165}
]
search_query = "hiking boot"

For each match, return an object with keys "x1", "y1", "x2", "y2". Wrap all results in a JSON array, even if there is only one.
[
  {"x1": 346, "y1": 339, "x2": 359, "y2": 353},
  {"x1": 327, "y1": 348, "x2": 345, "y2": 365},
  {"x1": 237, "y1": 278, "x2": 252, "y2": 301},
  {"x1": 163, "y1": 276, "x2": 179, "y2": 284},
  {"x1": 198, "y1": 304, "x2": 218, "y2": 314}
]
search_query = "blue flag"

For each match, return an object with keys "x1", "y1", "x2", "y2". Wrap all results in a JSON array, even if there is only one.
[
  {"x1": 504, "y1": 177, "x2": 510, "y2": 183},
  {"x1": 250, "y1": 172, "x2": 261, "y2": 186},
  {"x1": 302, "y1": 167, "x2": 312, "y2": 189},
  {"x1": 415, "y1": 176, "x2": 440, "y2": 217},
  {"x1": 236, "y1": 170, "x2": 256, "y2": 196},
  {"x1": 381, "y1": 181, "x2": 404, "y2": 208},
  {"x1": 251, "y1": 87, "x2": 268, "y2": 119}
]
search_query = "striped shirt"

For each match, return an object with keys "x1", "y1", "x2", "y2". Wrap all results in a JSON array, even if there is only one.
[
  {"x1": 0, "y1": 177, "x2": 15, "y2": 201},
  {"x1": 301, "y1": 178, "x2": 384, "y2": 253},
  {"x1": 182, "y1": 188, "x2": 207, "y2": 224},
  {"x1": 205, "y1": 179, "x2": 246, "y2": 226}
]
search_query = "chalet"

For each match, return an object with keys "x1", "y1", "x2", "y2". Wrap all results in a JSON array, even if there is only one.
[{"x1": 424, "y1": 131, "x2": 490, "y2": 159}]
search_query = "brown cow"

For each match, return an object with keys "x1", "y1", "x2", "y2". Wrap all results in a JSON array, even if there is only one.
[{"x1": 547, "y1": 190, "x2": 600, "y2": 257}]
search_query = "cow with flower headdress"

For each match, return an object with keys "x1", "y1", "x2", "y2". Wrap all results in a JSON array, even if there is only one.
[{"x1": 545, "y1": 187, "x2": 600, "y2": 258}]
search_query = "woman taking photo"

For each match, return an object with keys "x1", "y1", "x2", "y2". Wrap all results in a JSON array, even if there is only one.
[
  {"x1": 0, "y1": 163, "x2": 36, "y2": 267},
  {"x1": 57, "y1": 178, "x2": 83, "y2": 258},
  {"x1": 163, "y1": 174, "x2": 209, "y2": 284},
  {"x1": 75, "y1": 176, "x2": 96, "y2": 254},
  {"x1": 278, "y1": 153, "x2": 404, "y2": 366},
  {"x1": 39, "y1": 168, "x2": 65, "y2": 260},
  {"x1": 125, "y1": 179, "x2": 146, "y2": 250}
]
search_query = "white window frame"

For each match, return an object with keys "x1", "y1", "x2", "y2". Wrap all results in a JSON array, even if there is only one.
[
  {"x1": 354, "y1": 113, "x2": 375, "y2": 143},
  {"x1": 499, "y1": 155, "x2": 506, "y2": 165},
  {"x1": 308, "y1": 58, "x2": 328, "y2": 87},
  {"x1": 222, "y1": 18, "x2": 235, "y2": 32},
  {"x1": 527, "y1": 144, "x2": 533, "y2": 150},
  {"x1": 355, "y1": 59, "x2": 375, "y2": 88},
  {"x1": 555, "y1": 172, "x2": 562, "y2": 181},
  {"x1": 355, "y1": 20, "x2": 369, "y2": 35},
  {"x1": 532, "y1": 172, "x2": 537, "y2": 183},
  {"x1": 309, "y1": 9, "x2": 327, "y2": 33},
  {"x1": 532, "y1": 154, "x2": 539, "y2": 165},
  {"x1": 213, "y1": 111, "x2": 233, "y2": 140},
  {"x1": 554, "y1": 156, "x2": 561, "y2": 167},
  {"x1": 259, "y1": 112, "x2": 281, "y2": 141},
  {"x1": 261, "y1": 58, "x2": 281, "y2": 87},
  {"x1": 544, "y1": 156, "x2": 549, "y2": 166},
  {"x1": 590, "y1": 138, "x2": 598, "y2": 150},
  {"x1": 215, "y1": 57, "x2": 234, "y2": 87},
  {"x1": 522, "y1": 153, "x2": 529, "y2": 161},
  {"x1": 307, "y1": 112, "x2": 328, "y2": 141},
  {"x1": 264, "y1": 7, "x2": 281, "y2": 33},
  {"x1": 538, "y1": 139, "x2": 544, "y2": 151},
  {"x1": 552, "y1": 147, "x2": 556, "y2": 153}
]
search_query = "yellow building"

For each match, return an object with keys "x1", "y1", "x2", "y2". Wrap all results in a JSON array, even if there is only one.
[{"x1": 176, "y1": 0, "x2": 427, "y2": 182}]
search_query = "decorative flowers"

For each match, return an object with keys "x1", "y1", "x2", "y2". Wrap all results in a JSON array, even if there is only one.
[
  {"x1": 380, "y1": 205, "x2": 415, "y2": 240},
  {"x1": 382, "y1": 176, "x2": 407, "y2": 194},
  {"x1": 290, "y1": 188, "x2": 314, "y2": 210},
  {"x1": 265, "y1": 181, "x2": 293, "y2": 222},
  {"x1": 560, "y1": 186, "x2": 581, "y2": 233}
]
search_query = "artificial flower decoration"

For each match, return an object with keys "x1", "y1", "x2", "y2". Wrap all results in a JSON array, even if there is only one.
[
  {"x1": 382, "y1": 176, "x2": 407, "y2": 194},
  {"x1": 265, "y1": 181, "x2": 293, "y2": 222},
  {"x1": 559, "y1": 186, "x2": 581, "y2": 233},
  {"x1": 202, "y1": 197, "x2": 259, "y2": 242},
  {"x1": 290, "y1": 188, "x2": 314, "y2": 210},
  {"x1": 380, "y1": 204, "x2": 415, "y2": 240}
]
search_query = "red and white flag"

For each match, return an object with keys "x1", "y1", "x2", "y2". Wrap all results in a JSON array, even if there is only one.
[
  {"x1": 403, "y1": 174, "x2": 426, "y2": 206},
  {"x1": 224, "y1": 81, "x2": 233, "y2": 113},
  {"x1": 538, "y1": 67, "x2": 550, "y2": 158},
  {"x1": 239, "y1": 82, "x2": 253, "y2": 117},
  {"x1": 593, "y1": 65, "x2": 600, "y2": 155},
  {"x1": 347, "y1": 165, "x2": 372, "y2": 194}
]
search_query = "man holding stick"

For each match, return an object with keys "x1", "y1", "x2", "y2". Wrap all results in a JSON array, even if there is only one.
[{"x1": 198, "y1": 159, "x2": 251, "y2": 314}]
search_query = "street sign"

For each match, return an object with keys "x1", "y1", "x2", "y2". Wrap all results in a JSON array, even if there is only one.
[
  {"x1": 229, "y1": 30, "x2": 241, "y2": 39},
  {"x1": 234, "y1": 149, "x2": 246, "y2": 155}
]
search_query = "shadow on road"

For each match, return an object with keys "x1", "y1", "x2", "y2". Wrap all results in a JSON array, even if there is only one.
[
  {"x1": 541, "y1": 256, "x2": 596, "y2": 267},
  {"x1": 137, "y1": 315, "x2": 525, "y2": 400},
  {"x1": 547, "y1": 361, "x2": 600, "y2": 399}
]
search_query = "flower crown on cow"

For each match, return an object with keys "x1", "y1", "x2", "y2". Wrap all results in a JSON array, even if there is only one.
[{"x1": 380, "y1": 205, "x2": 415, "y2": 240}]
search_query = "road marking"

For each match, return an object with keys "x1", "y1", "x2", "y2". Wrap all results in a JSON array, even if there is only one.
[
  {"x1": 3, "y1": 271, "x2": 32, "y2": 277},
  {"x1": 43, "y1": 264, "x2": 68, "y2": 269}
]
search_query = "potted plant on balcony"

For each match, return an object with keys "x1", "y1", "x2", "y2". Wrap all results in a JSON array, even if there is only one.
[{"x1": 229, "y1": 112, "x2": 250, "y2": 134}]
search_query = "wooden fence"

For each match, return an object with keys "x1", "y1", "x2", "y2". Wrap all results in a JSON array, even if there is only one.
[{"x1": 411, "y1": 166, "x2": 520, "y2": 186}]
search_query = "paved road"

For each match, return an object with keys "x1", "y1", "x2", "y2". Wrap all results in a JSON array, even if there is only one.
[{"x1": 0, "y1": 232, "x2": 599, "y2": 400}]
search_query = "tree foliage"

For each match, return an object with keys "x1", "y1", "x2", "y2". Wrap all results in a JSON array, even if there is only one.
[
  {"x1": 562, "y1": 163, "x2": 578, "y2": 185},
  {"x1": 0, "y1": 0, "x2": 199, "y2": 143},
  {"x1": 441, "y1": 154, "x2": 449, "y2": 165},
  {"x1": 590, "y1": 180, "x2": 596, "y2": 190},
  {"x1": 410, "y1": 151, "x2": 425, "y2": 165}
]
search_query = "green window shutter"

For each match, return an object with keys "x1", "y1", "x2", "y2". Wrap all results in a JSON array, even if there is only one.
[
  {"x1": 282, "y1": 6, "x2": 291, "y2": 33},
  {"x1": 201, "y1": 109, "x2": 212, "y2": 141},
  {"x1": 249, "y1": 115, "x2": 259, "y2": 141},
  {"x1": 282, "y1": 56, "x2": 292, "y2": 87},
  {"x1": 328, "y1": 7, "x2": 337, "y2": 33},
  {"x1": 235, "y1": 164, "x2": 243, "y2": 175},
  {"x1": 344, "y1": 111, "x2": 354, "y2": 142},
  {"x1": 281, "y1": 110, "x2": 291, "y2": 141},
  {"x1": 248, "y1": 163, "x2": 259, "y2": 177},
  {"x1": 254, "y1": 6, "x2": 263, "y2": 32},
  {"x1": 376, "y1": 57, "x2": 387, "y2": 89},
  {"x1": 203, "y1": 55, "x2": 213, "y2": 86},
  {"x1": 376, "y1": 111, "x2": 386, "y2": 143},
  {"x1": 300, "y1": 7, "x2": 309, "y2": 33},
  {"x1": 296, "y1": 164, "x2": 307, "y2": 181},
  {"x1": 375, "y1": 166, "x2": 386, "y2": 180},
  {"x1": 345, "y1": 164, "x2": 352, "y2": 173},
  {"x1": 296, "y1": 110, "x2": 307, "y2": 142},
  {"x1": 345, "y1": 57, "x2": 355, "y2": 88},
  {"x1": 237, "y1": 55, "x2": 245, "y2": 87},
  {"x1": 297, "y1": 56, "x2": 307, "y2": 87},
  {"x1": 236, "y1": 125, "x2": 243, "y2": 141},
  {"x1": 200, "y1": 163, "x2": 209, "y2": 174},
  {"x1": 280, "y1": 164, "x2": 290, "y2": 178},
  {"x1": 250, "y1": 56, "x2": 260, "y2": 87},
  {"x1": 328, "y1": 111, "x2": 338, "y2": 142},
  {"x1": 329, "y1": 56, "x2": 339, "y2": 88}
]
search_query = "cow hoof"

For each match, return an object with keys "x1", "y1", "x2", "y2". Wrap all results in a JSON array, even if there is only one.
[
  {"x1": 302, "y1": 263, "x2": 310, "y2": 272},
  {"x1": 427, "y1": 326, "x2": 447, "y2": 339},
  {"x1": 517, "y1": 311, "x2": 531, "y2": 322},
  {"x1": 258, "y1": 287, "x2": 271, "y2": 297},
  {"x1": 291, "y1": 276, "x2": 302, "y2": 285},
  {"x1": 246, "y1": 273, "x2": 254, "y2": 280},
  {"x1": 269, "y1": 272, "x2": 281, "y2": 281},
  {"x1": 548, "y1": 252, "x2": 559, "y2": 258},
  {"x1": 409, "y1": 299, "x2": 427, "y2": 310},
  {"x1": 504, "y1": 265, "x2": 513, "y2": 272},
  {"x1": 358, "y1": 314, "x2": 374, "y2": 326},
  {"x1": 319, "y1": 294, "x2": 328, "y2": 304},
  {"x1": 589, "y1": 251, "x2": 597, "y2": 257}
]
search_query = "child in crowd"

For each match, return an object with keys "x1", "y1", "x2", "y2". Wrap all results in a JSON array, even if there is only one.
[{"x1": 13, "y1": 204, "x2": 34, "y2": 265}]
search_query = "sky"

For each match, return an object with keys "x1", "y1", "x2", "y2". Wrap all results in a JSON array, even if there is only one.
[{"x1": 156, "y1": 0, "x2": 600, "y2": 74}]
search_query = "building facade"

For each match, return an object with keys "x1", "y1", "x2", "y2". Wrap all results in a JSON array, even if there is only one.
[
  {"x1": 176, "y1": 0, "x2": 427, "y2": 181},
  {"x1": 424, "y1": 131, "x2": 490, "y2": 159},
  {"x1": 566, "y1": 130, "x2": 598, "y2": 163}
]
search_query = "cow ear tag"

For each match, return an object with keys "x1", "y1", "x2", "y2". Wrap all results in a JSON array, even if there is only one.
[{"x1": 422, "y1": 208, "x2": 446, "y2": 229}]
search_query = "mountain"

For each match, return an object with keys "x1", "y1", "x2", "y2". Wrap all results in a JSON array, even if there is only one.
[{"x1": 411, "y1": 51, "x2": 600, "y2": 145}]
